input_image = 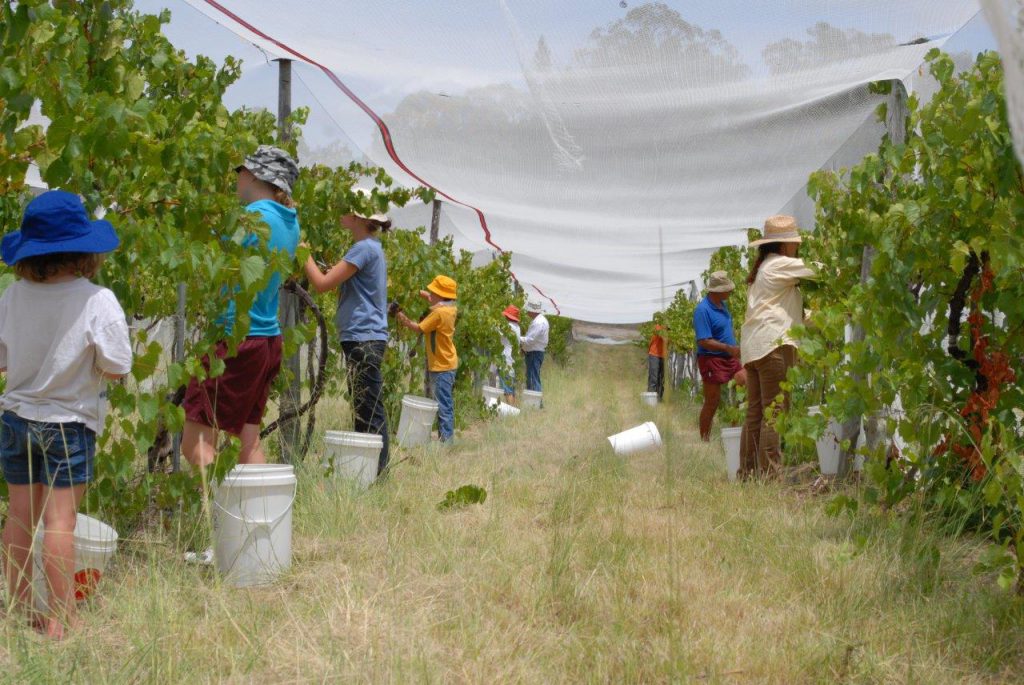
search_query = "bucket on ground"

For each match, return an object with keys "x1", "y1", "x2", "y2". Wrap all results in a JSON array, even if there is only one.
[
  {"x1": 487, "y1": 397, "x2": 521, "y2": 417},
  {"x1": 324, "y1": 430, "x2": 382, "y2": 489},
  {"x1": 396, "y1": 394, "x2": 439, "y2": 447},
  {"x1": 720, "y1": 426, "x2": 742, "y2": 481},
  {"x1": 33, "y1": 513, "x2": 118, "y2": 613},
  {"x1": 521, "y1": 389, "x2": 543, "y2": 410},
  {"x1": 808, "y1": 406, "x2": 864, "y2": 475},
  {"x1": 214, "y1": 463, "x2": 296, "y2": 588},
  {"x1": 482, "y1": 385, "x2": 504, "y2": 403},
  {"x1": 640, "y1": 392, "x2": 658, "y2": 407},
  {"x1": 608, "y1": 421, "x2": 662, "y2": 456}
]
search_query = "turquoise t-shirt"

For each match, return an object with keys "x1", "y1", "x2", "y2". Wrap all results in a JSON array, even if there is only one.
[{"x1": 219, "y1": 199, "x2": 300, "y2": 337}]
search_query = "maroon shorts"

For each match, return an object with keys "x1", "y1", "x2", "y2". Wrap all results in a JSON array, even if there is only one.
[
  {"x1": 183, "y1": 336, "x2": 283, "y2": 435},
  {"x1": 698, "y1": 354, "x2": 743, "y2": 385}
]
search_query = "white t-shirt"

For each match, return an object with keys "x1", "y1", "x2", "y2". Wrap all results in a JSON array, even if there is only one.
[
  {"x1": 501, "y1": 321, "x2": 518, "y2": 368},
  {"x1": 0, "y1": 278, "x2": 133, "y2": 434},
  {"x1": 520, "y1": 313, "x2": 549, "y2": 352}
]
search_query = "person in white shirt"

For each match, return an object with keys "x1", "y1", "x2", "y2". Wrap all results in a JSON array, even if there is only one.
[
  {"x1": 0, "y1": 190, "x2": 132, "y2": 640},
  {"x1": 497, "y1": 305, "x2": 521, "y2": 404},
  {"x1": 520, "y1": 300, "x2": 550, "y2": 392},
  {"x1": 739, "y1": 215, "x2": 817, "y2": 479}
]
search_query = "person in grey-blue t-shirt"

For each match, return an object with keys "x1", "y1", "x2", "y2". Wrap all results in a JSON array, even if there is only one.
[{"x1": 304, "y1": 195, "x2": 393, "y2": 475}]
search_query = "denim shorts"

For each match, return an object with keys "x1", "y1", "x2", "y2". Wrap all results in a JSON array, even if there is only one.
[{"x1": 0, "y1": 411, "x2": 95, "y2": 487}]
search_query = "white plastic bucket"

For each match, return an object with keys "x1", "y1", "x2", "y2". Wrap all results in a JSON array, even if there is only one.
[
  {"x1": 397, "y1": 394, "x2": 439, "y2": 448},
  {"x1": 808, "y1": 406, "x2": 864, "y2": 475},
  {"x1": 482, "y1": 385, "x2": 504, "y2": 403},
  {"x1": 213, "y1": 463, "x2": 296, "y2": 587},
  {"x1": 487, "y1": 398, "x2": 521, "y2": 417},
  {"x1": 324, "y1": 430, "x2": 382, "y2": 489},
  {"x1": 521, "y1": 390, "x2": 543, "y2": 410},
  {"x1": 33, "y1": 513, "x2": 118, "y2": 612},
  {"x1": 608, "y1": 421, "x2": 663, "y2": 456},
  {"x1": 720, "y1": 426, "x2": 742, "y2": 482},
  {"x1": 640, "y1": 392, "x2": 659, "y2": 407}
]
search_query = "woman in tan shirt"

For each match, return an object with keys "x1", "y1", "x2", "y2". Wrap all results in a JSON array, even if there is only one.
[{"x1": 738, "y1": 215, "x2": 816, "y2": 478}]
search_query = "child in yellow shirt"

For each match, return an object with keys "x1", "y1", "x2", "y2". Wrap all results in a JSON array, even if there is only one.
[{"x1": 395, "y1": 275, "x2": 458, "y2": 442}]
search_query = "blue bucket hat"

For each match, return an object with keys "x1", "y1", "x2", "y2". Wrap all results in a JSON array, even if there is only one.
[{"x1": 2, "y1": 190, "x2": 119, "y2": 266}]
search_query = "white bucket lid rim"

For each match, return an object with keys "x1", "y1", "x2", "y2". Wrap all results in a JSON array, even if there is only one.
[
  {"x1": 219, "y1": 471, "x2": 297, "y2": 488},
  {"x1": 325, "y1": 430, "x2": 383, "y2": 448},
  {"x1": 402, "y1": 395, "x2": 439, "y2": 409}
]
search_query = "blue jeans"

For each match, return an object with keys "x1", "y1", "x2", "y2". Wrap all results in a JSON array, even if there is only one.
[
  {"x1": 341, "y1": 340, "x2": 389, "y2": 475},
  {"x1": 0, "y1": 411, "x2": 95, "y2": 487},
  {"x1": 429, "y1": 370, "x2": 456, "y2": 442},
  {"x1": 525, "y1": 351, "x2": 545, "y2": 392}
]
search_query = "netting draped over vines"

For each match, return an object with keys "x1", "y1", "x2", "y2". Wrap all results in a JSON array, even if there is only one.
[{"x1": 133, "y1": 0, "x2": 994, "y2": 322}]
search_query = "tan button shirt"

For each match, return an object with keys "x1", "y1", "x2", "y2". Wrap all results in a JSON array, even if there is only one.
[{"x1": 740, "y1": 254, "x2": 816, "y2": 365}]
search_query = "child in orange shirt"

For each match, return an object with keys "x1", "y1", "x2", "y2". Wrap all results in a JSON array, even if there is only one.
[{"x1": 394, "y1": 275, "x2": 458, "y2": 442}]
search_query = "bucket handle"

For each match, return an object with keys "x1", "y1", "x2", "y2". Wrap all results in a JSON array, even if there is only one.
[{"x1": 213, "y1": 482, "x2": 297, "y2": 528}]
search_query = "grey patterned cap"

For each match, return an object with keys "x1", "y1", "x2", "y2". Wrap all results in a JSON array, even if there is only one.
[{"x1": 236, "y1": 145, "x2": 300, "y2": 195}]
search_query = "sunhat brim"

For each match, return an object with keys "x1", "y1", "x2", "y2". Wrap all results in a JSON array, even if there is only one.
[
  {"x1": 1, "y1": 219, "x2": 119, "y2": 266},
  {"x1": 504, "y1": 312, "x2": 520, "y2": 322},
  {"x1": 749, "y1": 232, "x2": 802, "y2": 247},
  {"x1": 237, "y1": 162, "x2": 293, "y2": 195},
  {"x1": 427, "y1": 282, "x2": 457, "y2": 300},
  {"x1": 350, "y1": 211, "x2": 392, "y2": 229},
  {"x1": 707, "y1": 283, "x2": 736, "y2": 293}
]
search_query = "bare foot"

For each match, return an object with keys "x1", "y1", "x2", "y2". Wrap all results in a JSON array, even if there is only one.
[{"x1": 41, "y1": 615, "x2": 81, "y2": 641}]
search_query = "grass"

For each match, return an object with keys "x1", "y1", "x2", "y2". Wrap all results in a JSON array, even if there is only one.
[{"x1": 1, "y1": 343, "x2": 1023, "y2": 683}]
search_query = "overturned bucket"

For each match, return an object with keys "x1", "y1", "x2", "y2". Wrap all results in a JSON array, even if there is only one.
[
  {"x1": 33, "y1": 513, "x2": 118, "y2": 612},
  {"x1": 397, "y1": 394, "x2": 439, "y2": 448},
  {"x1": 487, "y1": 397, "x2": 521, "y2": 417},
  {"x1": 607, "y1": 421, "x2": 663, "y2": 456},
  {"x1": 214, "y1": 463, "x2": 296, "y2": 587},
  {"x1": 324, "y1": 430, "x2": 382, "y2": 489}
]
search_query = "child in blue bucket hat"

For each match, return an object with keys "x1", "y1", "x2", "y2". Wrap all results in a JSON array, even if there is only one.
[{"x1": 0, "y1": 190, "x2": 132, "y2": 639}]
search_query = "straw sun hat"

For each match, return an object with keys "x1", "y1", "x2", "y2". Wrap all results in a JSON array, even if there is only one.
[
  {"x1": 349, "y1": 187, "x2": 392, "y2": 228},
  {"x1": 706, "y1": 271, "x2": 735, "y2": 293},
  {"x1": 749, "y1": 215, "x2": 802, "y2": 247}
]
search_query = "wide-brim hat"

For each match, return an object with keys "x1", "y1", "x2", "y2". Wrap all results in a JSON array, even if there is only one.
[
  {"x1": 503, "y1": 305, "x2": 520, "y2": 322},
  {"x1": 348, "y1": 186, "x2": 392, "y2": 228},
  {"x1": 236, "y1": 144, "x2": 299, "y2": 195},
  {"x1": 750, "y1": 214, "x2": 803, "y2": 247},
  {"x1": 2, "y1": 190, "x2": 119, "y2": 266},
  {"x1": 426, "y1": 275, "x2": 457, "y2": 300},
  {"x1": 706, "y1": 270, "x2": 736, "y2": 293},
  {"x1": 525, "y1": 299, "x2": 543, "y2": 314}
]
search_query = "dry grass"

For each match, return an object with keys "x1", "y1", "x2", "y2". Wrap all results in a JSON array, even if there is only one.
[{"x1": 1, "y1": 343, "x2": 1023, "y2": 683}]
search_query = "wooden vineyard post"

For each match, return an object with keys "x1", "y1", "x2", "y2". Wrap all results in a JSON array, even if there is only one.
[
  {"x1": 275, "y1": 58, "x2": 302, "y2": 463},
  {"x1": 423, "y1": 198, "x2": 441, "y2": 398},
  {"x1": 171, "y1": 282, "x2": 186, "y2": 472},
  {"x1": 835, "y1": 79, "x2": 907, "y2": 480}
]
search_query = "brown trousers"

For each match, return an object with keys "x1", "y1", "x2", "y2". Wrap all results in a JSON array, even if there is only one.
[{"x1": 739, "y1": 345, "x2": 797, "y2": 478}]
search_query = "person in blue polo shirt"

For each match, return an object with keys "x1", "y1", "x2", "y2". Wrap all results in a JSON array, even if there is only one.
[{"x1": 694, "y1": 271, "x2": 746, "y2": 441}]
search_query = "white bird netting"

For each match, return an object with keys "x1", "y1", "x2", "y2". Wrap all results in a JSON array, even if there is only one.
[{"x1": 138, "y1": 1, "x2": 994, "y2": 322}]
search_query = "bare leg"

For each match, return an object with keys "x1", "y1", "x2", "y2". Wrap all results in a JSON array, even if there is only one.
[
  {"x1": 182, "y1": 420, "x2": 219, "y2": 468},
  {"x1": 2, "y1": 483, "x2": 44, "y2": 616},
  {"x1": 41, "y1": 484, "x2": 85, "y2": 640},
  {"x1": 699, "y1": 382, "x2": 722, "y2": 441},
  {"x1": 238, "y1": 424, "x2": 266, "y2": 465}
]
